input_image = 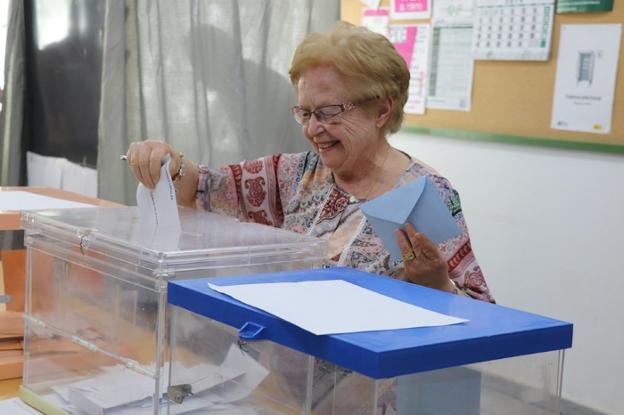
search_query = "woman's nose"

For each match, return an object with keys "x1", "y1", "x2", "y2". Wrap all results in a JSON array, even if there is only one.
[{"x1": 306, "y1": 114, "x2": 324, "y2": 137}]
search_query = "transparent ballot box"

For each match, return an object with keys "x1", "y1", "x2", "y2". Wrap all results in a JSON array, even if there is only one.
[
  {"x1": 167, "y1": 268, "x2": 573, "y2": 415},
  {"x1": 19, "y1": 207, "x2": 326, "y2": 414}
]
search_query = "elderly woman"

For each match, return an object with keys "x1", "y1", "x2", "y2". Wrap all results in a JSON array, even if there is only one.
[{"x1": 126, "y1": 22, "x2": 493, "y2": 303}]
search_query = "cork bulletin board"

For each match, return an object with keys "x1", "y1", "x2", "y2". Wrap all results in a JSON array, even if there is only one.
[{"x1": 341, "y1": 0, "x2": 624, "y2": 153}]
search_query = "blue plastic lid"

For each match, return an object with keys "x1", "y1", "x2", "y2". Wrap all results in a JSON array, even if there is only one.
[{"x1": 168, "y1": 267, "x2": 573, "y2": 379}]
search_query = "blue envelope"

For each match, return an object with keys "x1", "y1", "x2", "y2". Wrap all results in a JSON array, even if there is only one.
[{"x1": 360, "y1": 176, "x2": 462, "y2": 262}]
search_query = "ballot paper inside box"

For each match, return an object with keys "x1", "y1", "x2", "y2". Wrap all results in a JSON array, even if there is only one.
[
  {"x1": 166, "y1": 267, "x2": 573, "y2": 415},
  {"x1": 360, "y1": 176, "x2": 462, "y2": 262},
  {"x1": 18, "y1": 207, "x2": 326, "y2": 415}
]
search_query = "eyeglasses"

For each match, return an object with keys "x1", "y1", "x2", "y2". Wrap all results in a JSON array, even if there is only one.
[{"x1": 291, "y1": 102, "x2": 357, "y2": 126}]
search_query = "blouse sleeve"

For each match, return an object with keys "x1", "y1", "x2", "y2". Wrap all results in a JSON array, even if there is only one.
[
  {"x1": 430, "y1": 175, "x2": 495, "y2": 303},
  {"x1": 194, "y1": 152, "x2": 305, "y2": 227}
]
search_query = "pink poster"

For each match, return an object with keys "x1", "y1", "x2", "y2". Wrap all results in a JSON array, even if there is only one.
[
  {"x1": 392, "y1": 26, "x2": 417, "y2": 67},
  {"x1": 363, "y1": 8, "x2": 390, "y2": 17},
  {"x1": 389, "y1": 24, "x2": 431, "y2": 114},
  {"x1": 391, "y1": 0, "x2": 431, "y2": 20}
]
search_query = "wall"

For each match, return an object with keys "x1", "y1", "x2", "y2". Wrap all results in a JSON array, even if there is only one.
[
  {"x1": 390, "y1": 131, "x2": 624, "y2": 415},
  {"x1": 27, "y1": 151, "x2": 98, "y2": 197}
]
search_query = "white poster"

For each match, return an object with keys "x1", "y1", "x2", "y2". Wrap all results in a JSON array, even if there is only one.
[
  {"x1": 551, "y1": 24, "x2": 622, "y2": 134},
  {"x1": 362, "y1": 8, "x2": 390, "y2": 38},
  {"x1": 473, "y1": 0, "x2": 555, "y2": 61},
  {"x1": 389, "y1": 24, "x2": 431, "y2": 114},
  {"x1": 361, "y1": 0, "x2": 382, "y2": 8},
  {"x1": 427, "y1": 25, "x2": 474, "y2": 111}
]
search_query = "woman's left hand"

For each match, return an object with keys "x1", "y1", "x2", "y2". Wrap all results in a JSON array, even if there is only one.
[{"x1": 395, "y1": 223, "x2": 456, "y2": 293}]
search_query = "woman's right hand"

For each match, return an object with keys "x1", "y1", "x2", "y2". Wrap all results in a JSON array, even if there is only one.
[{"x1": 125, "y1": 140, "x2": 182, "y2": 190}]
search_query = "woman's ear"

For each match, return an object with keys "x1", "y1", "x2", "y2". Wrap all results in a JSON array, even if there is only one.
[{"x1": 376, "y1": 97, "x2": 393, "y2": 128}]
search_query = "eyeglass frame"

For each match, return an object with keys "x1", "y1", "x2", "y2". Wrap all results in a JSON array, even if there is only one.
[
  {"x1": 290, "y1": 101, "x2": 358, "y2": 126},
  {"x1": 291, "y1": 96, "x2": 381, "y2": 126}
]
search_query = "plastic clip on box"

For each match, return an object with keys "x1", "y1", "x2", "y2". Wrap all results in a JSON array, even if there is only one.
[
  {"x1": 167, "y1": 267, "x2": 573, "y2": 415},
  {"x1": 19, "y1": 207, "x2": 326, "y2": 414}
]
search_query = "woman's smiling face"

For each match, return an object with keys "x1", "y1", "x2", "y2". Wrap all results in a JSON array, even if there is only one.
[{"x1": 297, "y1": 65, "x2": 383, "y2": 178}]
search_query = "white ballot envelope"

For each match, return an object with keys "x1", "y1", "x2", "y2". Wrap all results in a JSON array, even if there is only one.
[{"x1": 136, "y1": 155, "x2": 181, "y2": 249}]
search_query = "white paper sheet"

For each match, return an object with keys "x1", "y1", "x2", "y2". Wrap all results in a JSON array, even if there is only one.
[
  {"x1": 200, "y1": 344, "x2": 270, "y2": 404},
  {"x1": 208, "y1": 280, "x2": 468, "y2": 336},
  {"x1": 0, "y1": 398, "x2": 43, "y2": 414},
  {"x1": 136, "y1": 155, "x2": 181, "y2": 239},
  {"x1": 551, "y1": 24, "x2": 622, "y2": 134},
  {"x1": 0, "y1": 191, "x2": 95, "y2": 211},
  {"x1": 61, "y1": 160, "x2": 98, "y2": 198},
  {"x1": 26, "y1": 151, "x2": 98, "y2": 197},
  {"x1": 27, "y1": 151, "x2": 63, "y2": 188},
  {"x1": 49, "y1": 352, "x2": 260, "y2": 415},
  {"x1": 181, "y1": 361, "x2": 246, "y2": 394}
]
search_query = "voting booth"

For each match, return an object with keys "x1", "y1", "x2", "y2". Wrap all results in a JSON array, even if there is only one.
[
  {"x1": 18, "y1": 207, "x2": 326, "y2": 414},
  {"x1": 167, "y1": 268, "x2": 573, "y2": 415}
]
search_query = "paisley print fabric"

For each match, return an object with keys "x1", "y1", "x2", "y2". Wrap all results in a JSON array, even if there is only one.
[{"x1": 196, "y1": 151, "x2": 494, "y2": 302}]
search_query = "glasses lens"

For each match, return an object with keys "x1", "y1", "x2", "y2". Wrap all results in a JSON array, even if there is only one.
[
  {"x1": 315, "y1": 105, "x2": 345, "y2": 122},
  {"x1": 292, "y1": 104, "x2": 350, "y2": 125},
  {"x1": 292, "y1": 107, "x2": 311, "y2": 125}
]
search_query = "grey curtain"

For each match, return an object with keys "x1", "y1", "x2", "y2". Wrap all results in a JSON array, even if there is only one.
[
  {"x1": 98, "y1": 0, "x2": 339, "y2": 204},
  {"x1": 0, "y1": 0, "x2": 25, "y2": 187}
]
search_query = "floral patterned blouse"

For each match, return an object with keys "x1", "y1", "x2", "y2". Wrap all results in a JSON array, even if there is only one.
[{"x1": 195, "y1": 151, "x2": 493, "y2": 302}]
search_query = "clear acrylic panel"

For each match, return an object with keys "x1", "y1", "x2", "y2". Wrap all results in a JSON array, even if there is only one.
[
  {"x1": 168, "y1": 303, "x2": 565, "y2": 415},
  {"x1": 167, "y1": 306, "x2": 314, "y2": 414},
  {"x1": 20, "y1": 208, "x2": 326, "y2": 414}
]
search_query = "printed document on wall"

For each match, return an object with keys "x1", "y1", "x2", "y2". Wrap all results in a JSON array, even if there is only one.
[
  {"x1": 551, "y1": 24, "x2": 622, "y2": 134},
  {"x1": 473, "y1": 0, "x2": 555, "y2": 61},
  {"x1": 433, "y1": 0, "x2": 475, "y2": 24},
  {"x1": 427, "y1": 25, "x2": 474, "y2": 111},
  {"x1": 361, "y1": 0, "x2": 382, "y2": 9},
  {"x1": 557, "y1": 0, "x2": 613, "y2": 14},
  {"x1": 390, "y1": 24, "x2": 431, "y2": 114},
  {"x1": 391, "y1": 0, "x2": 431, "y2": 20},
  {"x1": 362, "y1": 8, "x2": 390, "y2": 38}
]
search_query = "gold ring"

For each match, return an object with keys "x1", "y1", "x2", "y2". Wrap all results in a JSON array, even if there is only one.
[{"x1": 404, "y1": 251, "x2": 416, "y2": 262}]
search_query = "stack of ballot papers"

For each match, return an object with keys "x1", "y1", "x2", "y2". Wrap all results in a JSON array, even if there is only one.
[{"x1": 42, "y1": 344, "x2": 268, "y2": 414}]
